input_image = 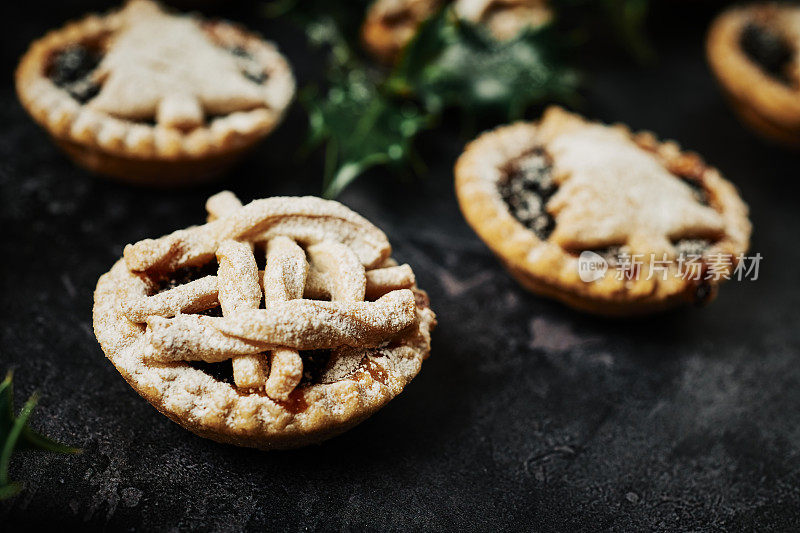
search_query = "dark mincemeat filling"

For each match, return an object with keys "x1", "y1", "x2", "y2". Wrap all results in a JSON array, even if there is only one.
[
  {"x1": 576, "y1": 239, "x2": 712, "y2": 269},
  {"x1": 242, "y1": 70, "x2": 268, "y2": 85},
  {"x1": 298, "y1": 349, "x2": 333, "y2": 385},
  {"x1": 151, "y1": 262, "x2": 223, "y2": 317},
  {"x1": 46, "y1": 38, "x2": 267, "y2": 107},
  {"x1": 681, "y1": 177, "x2": 709, "y2": 207},
  {"x1": 187, "y1": 350, "x2": 334, "y2": 389},
  {"x1": 189, "y1": 360, "x2": 235, "y2": 385},
  {"x1": 673, "y1": 238, "x2": 711, "y2": 258},
  {"x1": 227, "y1": 45, "x2": 269, "y2": 85},
  {"x1": 740, "y1": 22, "x2": 794, "y2": 84},
  {"x1": 151, "y1": 260, "x2": 374, "y2": 389},
  {"x1": 587, "y1": 245, "x2": 625, "y2": 268},
  {"x1": 673, "y1": 174, "x2": 713, "y2": 256},
  {"x1": 149, "y1": 262, "x2": 219, "y2": 295},
  {"x1": 499, "y1": 148, "x2": 557, "y2": 240},
  {"x1": 47, "y1": 44, "x2": 103, "y2": 103},
  {"x1": 500, "y1": 148, "x2": 715, "y2": 259}
]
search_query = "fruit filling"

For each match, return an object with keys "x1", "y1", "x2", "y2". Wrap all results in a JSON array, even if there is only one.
[
  {"x1": 499, "y1": 148, "x2": 557, "y2": 240},
  {"x1": 147, "y1": 258, "x2": 378, "y2": 391},
  {"x1": 740, "y1": 22, "x2": 794, "y2": 83},
  {"x1": 227, "y1": 45, "x2": 268, "y2": 85},
  {"x1": 46, "y1": 44, "x2": 103, "y2": 103},
  {"x1": 150, "y1": 262, "x2": 219, "y2": 295},
  {"x1": 47, "y1": 33, "x2": 268, "y2": 109}
]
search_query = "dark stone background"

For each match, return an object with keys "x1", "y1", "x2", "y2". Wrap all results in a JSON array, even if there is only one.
[{"x1": 2, "y1": 1, "x2": 799, "y2": 531}]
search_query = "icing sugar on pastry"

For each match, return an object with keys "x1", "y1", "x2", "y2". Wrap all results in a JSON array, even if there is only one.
[
  {"x1": 93, "y1": 191, "x2": 436, "y2": 449},
  {"x1": 545, "y1": 123, "x2": 725, "y2": 255},
  {"x1": 454, "y1": 106, "x2": 751, "y2": 315},
  {"x1": 88, "y1": 0, "x2": 266, "y2": 128},
  {"x1": 217, "y1": 240, "x2": 268, "y2": 390},
  {"x1": 15, "y1": 0, "x2": 295, "y2": 184}
]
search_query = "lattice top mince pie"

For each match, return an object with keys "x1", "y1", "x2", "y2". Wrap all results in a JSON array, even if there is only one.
[
  {"x1": 362, "y1": 0, "x2": 551, "y2": 63},
  {"x1": 15, "y1": 0, "x2": 294, "y2": 185},
  {"x1": 455, "y1": 107, "x2": 752, "y2": 316},
  {"x1": 93, "y1": 192, "x2": 436, "y2": 449},
  {"x1": 707, "y1": 3, "x2": 800, "y2": 147}
]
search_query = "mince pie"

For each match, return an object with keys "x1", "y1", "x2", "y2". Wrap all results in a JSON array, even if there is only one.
[
  {"x1": 15, "y1": 0, "x2": 295, "y2": 185},
  {"x1": 362, "y1": 0, "x2": 552, "y2": 63},
  {"x1": 707, "y1": 3, "x2": 800, "y2": 147},
  {"x1": 455, "y1": 107, "x2": 752, "y2": 316},
  {"x1": 93, "y1": 192, "x2": 436, "y2": 449}
]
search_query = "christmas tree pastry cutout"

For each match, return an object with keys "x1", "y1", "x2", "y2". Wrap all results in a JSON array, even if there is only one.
[
  {"x1": 15, "y1": 0, "x2": 295, "y2": 184},
  {"x1": 88, "y1": 0, "x2": 268, "y2": 129},
  {"x1": 545, "y1": 123, "x2": 726, "y2": 256},
  {"x1": 454, "y1": 106, "x2": 752, "y2": 315}
]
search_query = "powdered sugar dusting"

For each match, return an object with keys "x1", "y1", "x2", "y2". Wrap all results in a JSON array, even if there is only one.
[{"x1": 93, "y1": 192, "x2": 435, "y2": 449}]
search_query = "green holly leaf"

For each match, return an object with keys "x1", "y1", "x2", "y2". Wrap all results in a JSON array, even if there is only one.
[
  {"x1": 1, "y1": 390, "x2": 38, "y2": 489},
  {"x1": 389, "y1": 8, "x2": 579, "y2": 118},
  {"x1": 298, "y1": 5, "x2": 578, "y2": 198},
  {"x1": 0, "y1": 373, "x2": 13, "y2": 434},
  {"x1": 303, "y1": 71, "x2": 431, "y2": 199},
  {"x1": 0, "y1": 372, "x2": 80, "y2": 500}
]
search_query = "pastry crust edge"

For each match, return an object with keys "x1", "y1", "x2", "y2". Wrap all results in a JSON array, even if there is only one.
[
  {"x1": 93, "y1": 259, "x2": 435, "y2": 450},
  {"x1": 454, "y1": 106, "x2": 752, "y2": 316},
  {"x1": 706, "y1": 3, "x2": 800, "y2": 147},
  {"x1": 14, "y1": 7, "x2": 296, "y2": 185}
]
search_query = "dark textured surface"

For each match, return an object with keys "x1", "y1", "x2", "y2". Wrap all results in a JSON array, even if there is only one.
[{"x1": 2, "y1": 1, "x2": 800, "y2": 531}]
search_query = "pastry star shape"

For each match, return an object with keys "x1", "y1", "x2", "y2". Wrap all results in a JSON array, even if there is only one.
[
  {"x1": 88, "y1": 0, "x2": 265, "y2": 129},
  {"x1": 546, "y1": 125, "x2": 725, "y2": 255}
]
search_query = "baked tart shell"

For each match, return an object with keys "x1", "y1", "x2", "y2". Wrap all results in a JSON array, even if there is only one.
[
  {"x1": 455, "y1": 108, "x2": 752, "y2": 316},
  {"x1": 93, "y1": 194, "x2": 435, "y2": 449},
  {"x1": 15, "y1": 3, "x2": 295, "y2": 186},
  {"x1": 707, "y1": 4, "x2": 800, "y2": 147}
]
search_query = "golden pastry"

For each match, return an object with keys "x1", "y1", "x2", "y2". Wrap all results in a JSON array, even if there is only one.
[
  {"x1": 16, "y1": 0, "x2": 295, "y2": 185},
  {"x1": 455, "y1": 107, "x2": 752, "y2": 316},
  {"x1": 93, "y1": 192, "x2": 436, "y2": 449}
]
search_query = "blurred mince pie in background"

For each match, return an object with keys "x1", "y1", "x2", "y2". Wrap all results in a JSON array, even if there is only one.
[
  {"x1": 455, "y1": 107, "x2": 752, "y2": 316},
  {"x1": 362, "y1": 0, "x2": 552, "y2": 64},
  {"x1": 15, "y1": 0, "x2": 295, "y2": 186},
  {"x1": 707, "y1": 2, "x2": 800, "y2": 147}
]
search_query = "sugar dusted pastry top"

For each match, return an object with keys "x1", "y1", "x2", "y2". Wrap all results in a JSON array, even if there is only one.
[
  {"x1": 88, "y1": 0, "x2": 269, "y2": 129},
  {"x1": 92, "y1": 192, "x2": 436, "y2": 450},
  {"x1": 542, "y1": 118, "x2": 725, "y2": 256},
  {"x1": 15, "y1": 0, "x2": 295, "y2": 163},
  {"x1": 455, "y1": 106, "x2": 751, "y2": 315}
]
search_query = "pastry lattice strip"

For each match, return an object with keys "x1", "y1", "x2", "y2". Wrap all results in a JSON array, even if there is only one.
[
  {"x1": 213, "y1": 193, "x2": 266, "y2": 390},
  {"x1": 262, "y1": 236, "x2": 307, "y2": 400},
  {"x1": 121, "y1": 265, "x2": 415, "y2": 321},
  {"x1": 217, "y1": 239, "x2": 269, "y2": 389},
  {"x1": 123, "y1": 193, "x2": 392, "y2": 273},
  {"x1": 143, "y1": 291, "x2": 416, "y2": 361},
  {"x1": 129, "y1": 192, "x2": 417, "y2": 399}
]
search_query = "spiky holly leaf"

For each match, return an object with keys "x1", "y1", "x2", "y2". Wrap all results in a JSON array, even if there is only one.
[
  {"x1": 389, "y1": 8, "x2": 579, "y2": 118},
  {"x1": 303, "y1": 70, "x2": 431, "y2": 199},
  {"x1": 298, "y1": 14, "x2": 432, "y2": 197}
]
